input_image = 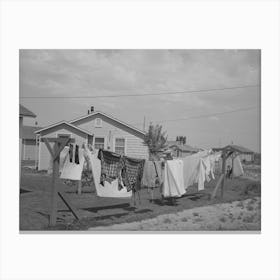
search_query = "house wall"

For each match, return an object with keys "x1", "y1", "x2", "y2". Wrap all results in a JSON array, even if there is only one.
[
  {"x1": 22, "y1": 139, "x2": 37, "y2": 160},
  {"x1": 38, "y1": 124, "x2": 88, "y2": 170},
  {"x1": 72, "y1": 113, "x2": 149, "y2": 159},
  {"x1": 239, "y1": 154, "x2": 254, "y2": 163}
]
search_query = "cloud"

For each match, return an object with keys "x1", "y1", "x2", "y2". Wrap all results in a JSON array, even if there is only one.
[{"x1": 19, "y1": 49, "x2": 260, "y2": 152}]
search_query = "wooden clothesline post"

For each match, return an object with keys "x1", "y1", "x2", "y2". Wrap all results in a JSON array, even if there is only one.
[{"x1": 41, "y1": 137, "x2": 80, "y2": 226}]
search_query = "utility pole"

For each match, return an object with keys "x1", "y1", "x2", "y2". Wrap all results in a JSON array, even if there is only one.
[{"x1": 143, "y1": 116, "x2": 146, "y2": 131}]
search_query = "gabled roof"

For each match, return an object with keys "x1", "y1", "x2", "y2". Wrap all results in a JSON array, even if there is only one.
[
  {"x1": 20, "y1": 105, "x2": 36, "y2": 118},
  {"x1": 212, "y1": 144, "x2": 254, "y2": 154},
  {"x1": 22, "y1": 126, "x2": 43, "y2": 139},
  {"x1": 34, "y1": 121, "x2": 93, "y2": 136},
  {"x1": 70, "y1": 111, "x2": 146, "y2": 136}
]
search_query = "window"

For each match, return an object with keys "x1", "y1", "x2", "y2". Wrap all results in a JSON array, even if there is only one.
[
  {"x1": 95, "y1": 118, "x2": 102, "y2": 128},
  {"x1": 115, "y1": 138, "x2": 125, "y2": 155},
  {"x1": 94, "y1": 137, "x2": 105, "y2": 149}
]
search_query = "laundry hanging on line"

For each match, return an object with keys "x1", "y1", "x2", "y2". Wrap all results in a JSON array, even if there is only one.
[
  {"x1": 97, "y1": 149, "x2": 145, "y2": 193},
  {"x1": 60, "y1": 145, "x2": 85, "y2": 181},
  {"x1": 182, "y1": 150, "x2": 210, "y2": 190},
  {"x1": 84, "y1": 147, "x2": 132, "y2": 198},
  {"x1": 59, "y1": 146, "x2": 69, "y2": 172},
  {"x1": 122, "y1": 156, "x2": 145, "y2": 192},
  {"x1": 162, "y1": 159, "x2": 185, "y2": 198}
]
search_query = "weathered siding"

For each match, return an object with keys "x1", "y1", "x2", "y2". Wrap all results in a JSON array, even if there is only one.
[
  {"x1": 38, "y1": 124, "x2": 88, "y2": 170},
  {"x1": 72, "y1": 113, "x2": 149, "y2": 159}
]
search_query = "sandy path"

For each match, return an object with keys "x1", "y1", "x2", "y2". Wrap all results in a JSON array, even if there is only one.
[{"x1": 89, "y1": 197, "x2": 261, "y2": 231}]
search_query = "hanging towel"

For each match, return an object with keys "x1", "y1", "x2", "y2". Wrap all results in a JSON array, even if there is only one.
[
  {"x1": 85, "y1": 148, "x2": 132, "y2": 198},
  {"x1": 162, "y1": 159, "x2": 185, "y2": 198},
  {"x1": 60, "y1": 147, "x2": 85, "y2": 181}
]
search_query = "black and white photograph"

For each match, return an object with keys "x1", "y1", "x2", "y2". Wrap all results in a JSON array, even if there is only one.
[
  {"x1": 19, "y1": 49, "x2": 261, "y2": 231},
  {"x1": 2, "y1": 1, "x2": 280, "y2": 280}
]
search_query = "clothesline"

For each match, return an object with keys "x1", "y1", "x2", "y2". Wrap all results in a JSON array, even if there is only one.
[{"x1": 58, "y1": 143, "x2": 241, "y2": 201}]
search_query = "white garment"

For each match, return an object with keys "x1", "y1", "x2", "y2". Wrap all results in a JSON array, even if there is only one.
[
  {"x1": 60, "y1": 148, "x2": 85, "y2": 181},
  {"x1": 182, "y1": 150, "x2": 209, "y2": 189},
  {"x1": 59, "y1": 146, "x2": 69, "y2": 172},
  {"x1": 84, "y1": 148, "x2": 132, "y2": 198},
  {"x1": 163, "y1": 159, "x2": 185, "y2": 198},
  {"x1": 202, "y1": 156, "x2": 211, "y2": 182},
  {"x1": 232, "y1": 155, "x2": 244, "y2": 177}
]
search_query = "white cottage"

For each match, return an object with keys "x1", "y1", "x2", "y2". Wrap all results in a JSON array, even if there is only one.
[{"x1": 35, "y1": 110, "x2": 149, "y2": 171}]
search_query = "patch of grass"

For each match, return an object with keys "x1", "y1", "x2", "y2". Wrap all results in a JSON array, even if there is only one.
[{"x1": 243, "y1": 215, "x2": 255, "y2": 223}]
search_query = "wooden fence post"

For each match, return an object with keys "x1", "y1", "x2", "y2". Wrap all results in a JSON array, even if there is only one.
[
  {"x1": 77, "y1": 181, "x2": 82, "y2": 195},
  {"x1": 50, "y1": 146, "x2": 60, "y2": 226}
]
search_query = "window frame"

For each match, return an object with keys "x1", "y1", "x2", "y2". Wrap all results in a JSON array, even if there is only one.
[
  {"x1": 114, "y1": 137, "x2": 126, "y2": 155},
  {"x1": 94, "y1": 136, "x2": 106, "y2": 150}
]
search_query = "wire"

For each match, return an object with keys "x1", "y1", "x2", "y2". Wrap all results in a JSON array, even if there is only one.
[
  {"x1": 130, "y1": 105, "x2": 258, "y2": 126},
  {"x1": 20, "y1": 84, "x2": 259, "y2": 99}
]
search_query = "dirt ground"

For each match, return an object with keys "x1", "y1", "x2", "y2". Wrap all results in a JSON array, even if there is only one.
[
  {"x1": 20, "y1": 166, "x2": 261, "y2": 231},
  {"x1": 89, "y1": 197, "x2": 261, "y2": 231}
]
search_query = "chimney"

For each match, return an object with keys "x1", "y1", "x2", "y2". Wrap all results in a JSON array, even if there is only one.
[{"x1": 90, "y1": 106, "x2": 94, "y2": 113}]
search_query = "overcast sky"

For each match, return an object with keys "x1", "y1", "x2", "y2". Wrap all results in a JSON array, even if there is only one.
[{"x1": 20, "y1": 49, "x2": 260, "y2": 152}]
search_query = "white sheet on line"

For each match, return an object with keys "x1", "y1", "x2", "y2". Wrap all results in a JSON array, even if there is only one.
[{"x1": 163, "y1": 159, "x2": 185, "y2": 198}]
